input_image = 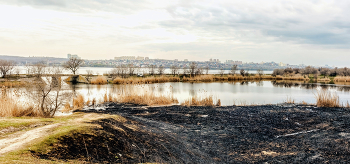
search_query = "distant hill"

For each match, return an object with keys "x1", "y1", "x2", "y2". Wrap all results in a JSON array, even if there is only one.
[{"x1": 0, "y1": 55, "x2": 68, "y2": 65}]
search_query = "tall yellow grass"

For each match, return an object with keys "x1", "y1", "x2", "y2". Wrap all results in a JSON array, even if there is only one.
[
  {"x1": 181, "y1": 96, "x2": 221, "y2": 106},
  {"x1": 0, "y1": 97, "x2": 38, "y2": 117},
  {"x1": 112, "y1": 76, "x2": 180, "y2": 84},
  {"x1": 315, "y1": 90, "x2": 340, "y2": 107},
  {"x1": 90, "y1": 76, "x2": 108, "y2": 84},
  {"x1": 0, "y1": 81, "x2": 27, "y2": 87},
  {"x1": 73, "y1": 95, "x2": 85, "y2": 109},
  {"x1": 334, "y1": 76, "x2": 350, "y2": 82},
  {"x1": 117, "y1": 92, "x2": 178, "y2": 106}
]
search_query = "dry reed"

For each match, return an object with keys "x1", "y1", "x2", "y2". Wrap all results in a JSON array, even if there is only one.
[
  {"x1": 117, "y1": 92, "x2": 178, "y2": 106},
  {"x1": 315, "y1": 90, "x2": 340, "y2": 107},
  {"x1": 112, "y1": 76, "x2": 180, "y2": 85},
  {"x1": 181, "y1": 96, "x2": 220, "y2": 106},
  {"x1": 73, "y1": 95, "x2": 85, "y2": 109},
  {"x1": 90, "y1": 76, "x2": 108, "y2": 85},
  {"x1": 334, "y1": 76, "x2": 350, "y2": 82}
]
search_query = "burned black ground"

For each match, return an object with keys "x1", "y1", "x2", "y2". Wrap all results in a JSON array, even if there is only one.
[{"x1": 35, "y1": 103, "x2": 350, "y2": 163}]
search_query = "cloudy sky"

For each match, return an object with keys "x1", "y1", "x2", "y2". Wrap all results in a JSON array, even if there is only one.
[{"x1": 0, "y1": 0, "x2": 349, "y2": 66}]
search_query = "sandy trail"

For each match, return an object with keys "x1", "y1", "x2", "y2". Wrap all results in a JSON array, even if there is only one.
[
  {"x1": 0, "y1": 113, "x2": 106, "y2": 156},
  {"x1": 0, "y1": 123, "x2": 62, "y2": 156}
]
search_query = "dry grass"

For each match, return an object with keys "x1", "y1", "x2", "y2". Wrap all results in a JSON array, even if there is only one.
[
  {"x1": 181, "y1": 96, "x2": 221, "y2": 107},
  {"x1": 317, "y1": 77, "x2": 331, "y2": 82},
  {"x1": 117, "y1": 92, "x2": 178, "y2": 106},
  {"x1": 0, "y1": 97, "x2": 38, "y2": 117},
  {"x1": 0, "y1": 81, "x2": 27, "y2": 87},
  {"x1": 61, "y1": 102, "x2": 72, "y2": 112},
  {"x1": 90, "y1": 76, "x2": 108, "y2": 85},
  {"x1": 73, "y1": 95, "x2": 85, "y2": 109},
  {"x1": 315, "y1": 90, "x2": 340, "y2": 107},
  {"x1": 285, "y1": 96, "x2": 295, "y2": 104},
  {"x1": 334, "y1": 76, "x2": 350, "y2": 82},
  {"x1": 112, "y1": 76, "x2": 180, "y2": 85},
  {"x1": 0, "y1": 87, "x2": 39, "y2": 117}
]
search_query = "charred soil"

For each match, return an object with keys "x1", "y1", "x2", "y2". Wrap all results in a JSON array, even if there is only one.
[{"x1": 33, "y1": 103, "x2": 350, "y2": 163}]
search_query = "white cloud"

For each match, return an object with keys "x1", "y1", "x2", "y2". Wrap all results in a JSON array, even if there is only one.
[{"x1": 0, "y1": 0, "x2": 349, "y2": 66}]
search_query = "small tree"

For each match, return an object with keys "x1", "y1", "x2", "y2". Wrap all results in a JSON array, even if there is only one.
[
  {"x1": 170, "y1": 65, "x2": 179, "y2": 76},
  {"x1": 257, "y1": 69, "x2": 264, "y2": 77},
  {"x1": 158, "y1": 66, "x2": 165, "y2": 75},
  {"x1": 149, "y1": 65, "x2": 156, "y2": 76},
  {"x1": 219, "y1": 68, "x2": 225, "y2": 77},
  {"x1": 26, "y1": 66, "x2": 70, "y2": 117},
  {"x1": 127, "y1": 64, "x2": 135, "y2": 76},
  {"x1": 230, "y1": 65, "x2": 237, "y2": 75},
  {"x1": 86, "y1": 70, "x2": 93, "y2": 81},
  {"x1": 32, "y1": 62, "x2": 47, "y2": 78},
  {"x1": 189, "y1": 62, "x2": 197, "y2": 77},
  {"x1": 204, "y1": 66, "x2": 209, "y2": 75},
  {"x1": 0, "y1": 60, "x2": 15, "y2": 78},
  {"x1": 63, "y1": 58, "x2": 84, "y2": 75},
  {"x1": 240, "y1": 69, "x2": 245, "y2": 77}
]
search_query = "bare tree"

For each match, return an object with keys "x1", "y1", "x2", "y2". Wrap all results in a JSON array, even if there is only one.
[
  {"x1": 158, "y1": 66, "x2": 165, "y2": 75},
  {"x1": 195, "y1": 67, "x2": 203, "y2": 76},
  {"x1": 24, "y1": 64, "x2": 32, "y2": 76},
  {"x1": 0, "y1": 60, "x2": 15, "y2": 78},
  {"x1": 240, "y1": 69, "x2": 245, "y2": 77},
  {"x1": 170, "y1": 65, "x2": 179, "y2": 76},
  {"x1": 320, "y1": 68, "x2": 330, "y2": 78},
  {"x1": 230, "y1": 65, "x2": 237, "y2": 75},
  {"x1": 127, "y1": 64, "x2": 135, "y2": 76},
  {"x1": 189, "y1": 62, "x2": 197, "y2": 77},
  {"x1": 204, "y1": 66, "x2": 209, "y2": 75},
  {"x1": 219, "y1": 68, "x2": 225, "y2": 76},
  {"x1": 257, "y1": 69, "x2": 264, "y2": 77},
  {"x1": 63, "y1": 58, "x2": 84, "y2": 75},
  {"x1": 86, "y1": 70, "x2": 93, "y2": 81},
  {"x1": 32, "y1": 62, "x2": 47, "y2": 78},
  {"x1": 272, "y1": 69, "x2": 284, "y2": 77},
  {"x1": 149, "y1": 65, "x2": 156, "y2": 76},
  {"x1": 26, "y1": 66, "x2": 70, "y2": 117}
]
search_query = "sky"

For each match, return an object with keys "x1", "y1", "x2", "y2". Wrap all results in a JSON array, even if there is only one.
[{"x1": 0, "y1": 0, "x2": 349, "y2": 66}]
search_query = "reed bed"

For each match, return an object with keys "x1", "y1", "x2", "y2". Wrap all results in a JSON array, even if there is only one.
[
  {"x1": 117, "y1": 92, "x2": 178, "y2": 106},
  {"x1": 0, "y1": 87, "x2": 39, "y2": 117},
  {"x1": 334, "y1": 76, "x2": 350, "y2": 82},
  {"x1": 317, "y1": 77, "x2": 331, "y2": 82},
  {"x1": 73, "y1": 94, "x2": 85, "y2": 109},
  {"x1": 181, "y1": 96, "x2": 221, "y2": 107},
  {"x1": 315, "y1": 90, "x2": 340, "y2": 107},
  {"x1": 90, "y1": 76, "x2": 108, "y2": 84},
  {"x1": 112, "y1": 76, "x2": 180, "y2": 85},
  {"x1": 0, "y1": 81, "x2": 27, "y2": 87}
]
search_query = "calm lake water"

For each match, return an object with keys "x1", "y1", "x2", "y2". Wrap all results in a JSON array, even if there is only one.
[{"x1": 69, "y1": 81, "x2": 350, "y2": 106}]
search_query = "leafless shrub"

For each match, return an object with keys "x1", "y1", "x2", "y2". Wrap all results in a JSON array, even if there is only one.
[{"x1": 0, "y1": 60, "x2": 15, "y2": 78}]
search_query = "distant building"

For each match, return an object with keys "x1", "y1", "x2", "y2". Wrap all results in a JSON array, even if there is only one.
[
  {"x1": 184, "y1": 59, "x2": 188, "y2": 62},
  {"x1": 67, "y1": 54, "x2": 81, "y2": 59},
  {"x1": 136, "y1": 56, "x2": 144, "y2": 60},
  {"x1": 279, "y1": 62, "x2": 286, "y2": 67},
  {"x1": 145, "y1": 57, "x2": 149, "y2": 60},
  {"x1": 114, "y1": 56, "x2": 136, "y2": 60}
]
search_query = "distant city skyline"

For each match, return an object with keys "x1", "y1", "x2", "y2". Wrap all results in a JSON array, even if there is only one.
[{"x1": 0, "y1": 1, "x2": 349, "y2": 67}]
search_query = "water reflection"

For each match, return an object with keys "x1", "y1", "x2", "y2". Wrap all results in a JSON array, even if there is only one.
[{"x1": 59, "y1": 80, "x2": 350, "y2": 106}]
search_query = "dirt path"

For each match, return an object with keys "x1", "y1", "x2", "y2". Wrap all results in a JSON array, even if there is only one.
[
  {"x1": 0, "y1": 113, "x2": 103, "y2": 157},
  {"x1": 0, "y1": 123, "x2": 62, "y2": 156}
]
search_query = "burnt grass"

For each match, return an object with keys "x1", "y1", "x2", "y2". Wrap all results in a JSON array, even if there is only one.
[{"x1": 35, "y1": 103, "x2": 350, "y2": 163}]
